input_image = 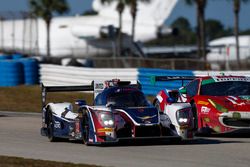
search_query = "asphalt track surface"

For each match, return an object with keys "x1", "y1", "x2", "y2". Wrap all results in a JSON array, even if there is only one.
[{"x1": 1, "y1": 111, "x2": 250, "y2": 167}]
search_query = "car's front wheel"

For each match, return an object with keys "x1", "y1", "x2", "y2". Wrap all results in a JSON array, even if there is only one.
[
  {"x1": 82, "y1": 112, "x2": 89, "y2": 145},
  {"x1": 191, "y1": 102, "x2": 198, "y2": 131}
]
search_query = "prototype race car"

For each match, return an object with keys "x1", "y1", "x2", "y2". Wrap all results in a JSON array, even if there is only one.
[
  {"x1": 152, "y1": 76, "x2": 196, "y2": 139},
  {"x1": 41, "y1": 79, "x2": 182, "y2": 145},
  {"x1": 153, "y1": 75, "x2": 250, "y2": 135}
]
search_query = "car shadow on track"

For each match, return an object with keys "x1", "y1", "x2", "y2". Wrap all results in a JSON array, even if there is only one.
[
  {"x1": 87, "y1": 138, "x2": 244, "y2": 147},
  {"x1": 180, "y1": 138, "x2": 243, "y2": 145},
  {"x1": 53, "y1": 135, "x2": 248, "y2": 147}
]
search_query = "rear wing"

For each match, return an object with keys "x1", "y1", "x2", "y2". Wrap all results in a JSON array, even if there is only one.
[
  {"x1": 41, "y1": 83, "x2": 94, "y2": 109},
  {"x1": 41, "y1": 80, "x2": 141, "y2": 108},
  {"x1": 150, "y1": 76, "x2": 196, "y2": 86}
]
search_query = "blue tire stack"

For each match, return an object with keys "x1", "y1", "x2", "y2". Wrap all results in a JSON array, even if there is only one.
[
  {"x1": 0, "y1": 54, "x2": 39, "y2": 87},
  {"x1": 18, "y1": 58, "x2": 39, "y2": 85},
  {"x1": 0, "y1": 55, "x2": 12, "y2": 60},
  {"x1": 12, "y1": 54, "x2": 24, "y2": 60},
  {"x1": 0, "y1": 60, "x2": 24, "y2": 86}
]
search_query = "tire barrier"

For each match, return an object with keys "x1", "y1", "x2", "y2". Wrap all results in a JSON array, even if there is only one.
[
  {"x1": 0, "y1": 55, "x2": 39, "y2": 86},
  {"x1": 138, "y1": 68, "x2": 250, "y2": 95},
  {"x1": 0, "y1": 55, "x2": 12, "y2": 60},
  {"x1": 12, "y1": 54, "x2": 24, "y2": 59},
  {"x1": 138, "y1": 68, "x2": 194, "y2": 95},
  {"x1": 39, "y1": 64, "x2": 250, "y2": 95},
  {"x1": 0, "y1": 60, "x2": 24, "y2": 86},
  {"x1": 17, "y1": 58, "x2": 39, "y2": 85}
]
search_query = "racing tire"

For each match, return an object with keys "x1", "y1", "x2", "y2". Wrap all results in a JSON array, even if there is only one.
[
  {"x1": 82, "y1": 112, "x2": 89, "y2": 145},
  {"x1": 47, "y1": 110, "x2": 58, "y2": 142},
  {"x1": 196, "y1": 127, "x2": 212, "y2": 136},
  {"x1": 191, "y1": 102, "x2": 198, "y2": 132}
]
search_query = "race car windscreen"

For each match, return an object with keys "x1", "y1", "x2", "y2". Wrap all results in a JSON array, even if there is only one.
[
  {"x1": 200, "y1": 81, "x2": 250, "y2": 96},
  {"x1": 107, "y1": 91, "x2": 150, "y2": 107}
]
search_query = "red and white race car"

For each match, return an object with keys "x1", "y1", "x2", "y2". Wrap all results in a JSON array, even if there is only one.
[{"x1": 153, "y1": 75, "x2": 250, "y2": 135}]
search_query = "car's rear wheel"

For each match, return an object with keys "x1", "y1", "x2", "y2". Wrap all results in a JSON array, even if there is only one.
[{"x1": 47, "y1": 110, "x2": 58, "y2": 142}]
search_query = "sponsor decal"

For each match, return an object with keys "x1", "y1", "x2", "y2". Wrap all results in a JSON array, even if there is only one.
[
  {"x1": 95, "y1": 83, "x2": 104, "y2": 89},
  {"x1": 137, "y1": 115, "x2": 157, "y2": 120},
  {"x1": 213, "y1": 76, "x2": 250, "y2": 82},
  {"x1": 201, "y1": 106, "x2": 211, "y2": 113},
  {"x1": 239, "y1": 96, "x2": 250, "y2": 101},
  {"x1": 232, "y1": 112, "x2": 241, "y2": 119},
  {"x1": 97, "y1": 128, "x2": 114, "y2": 133},
  {"x1": 214, "y1": 126, "x2": 221, "y2": 132},
  {"x1": 54, "y1": 121, "x2": 61, "y2": 129},
  {"x1": 156, "y1": 95, "x2": 163, "y2": 103},
  {"x1": 198, "y1": 101, "x2": 209, "y2": 106},
  {"x1": 226, "y1": 97, "x2": 237, "y2": 104},
  {"x1": 203, "y1": 117, "x2": 210, "y2": 123},
  {"x1": 75, "y1": 121, "x2": 80, "y2": 133}
]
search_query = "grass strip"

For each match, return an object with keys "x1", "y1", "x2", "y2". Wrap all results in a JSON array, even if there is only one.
[
  {"x1": 0, "y1": 85, "x2": 154, "y2": 113},
  {"x1": 0, "y1": 85, "x2": 93, "y2": 113},
  {"x1": 0, "y1": 155, "x2": 101, "y2": 167}
]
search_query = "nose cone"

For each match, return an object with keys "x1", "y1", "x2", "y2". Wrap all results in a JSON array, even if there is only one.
[{"x1": 122, "y1": 107, "x2": 159, "y2": 124}]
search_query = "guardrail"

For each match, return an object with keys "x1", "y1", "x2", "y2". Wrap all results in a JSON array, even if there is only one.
[
  {"x1": 39, "y1": 65, "x2": 250, "y2": 96},
  {"x1": 2, "y1": 61, "x2": 250, "y2": 97},
  {"x1": 39, "y1": 64, "x2": 138, "y2": 86}
]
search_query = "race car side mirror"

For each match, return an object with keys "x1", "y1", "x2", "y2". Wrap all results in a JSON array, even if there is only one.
[
  {"x1": 106, "y1": 101, "x2": 116, "y2": 108},
  {"x1": 179, "y1": 88, "x2": 187, "y2": 94},
  {"x1": 167, "y1": 97, "x2": 175, "y2": 103},
  {"x1": 75, "y1": 100, "x2": 87, "y2": 106}
]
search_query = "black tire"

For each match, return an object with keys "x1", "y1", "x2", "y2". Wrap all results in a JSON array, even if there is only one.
[
  {"x1": 82, "y1": 113, "x2": 89, "y2": 145},
  {"x1": 191, "y1": 103, "x2": 213, "y2": 136},
  {"x1": 47, "y1": 110, "x2": 58, "y2": 142},
  {"x1": 191, "y1": 102, "x2": 198, "y2": 131},
  {"x1": 197, "y1": 127, "x2": 212, "y2": 136}
]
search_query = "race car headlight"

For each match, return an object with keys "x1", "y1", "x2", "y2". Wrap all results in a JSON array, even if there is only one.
[
  {"x1": 208, "y1": 99, "x2": 228, "y2": 113},
  {"x1": 176, "y1": 108, "x2": 192, "y2": 126},
  {"x1": 103, "y1": 120, "x2": 114, "y2": 126},
  {"x1": 96, "y1": 111, "x2": 114, "y2": 127}
]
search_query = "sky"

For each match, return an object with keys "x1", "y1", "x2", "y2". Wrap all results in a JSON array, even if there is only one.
[{"x1": 0, "y1": 0, "x2": 250, "y2": 30}]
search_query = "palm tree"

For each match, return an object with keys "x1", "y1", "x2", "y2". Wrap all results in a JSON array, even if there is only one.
[
  {"x1": 185, "y1": 0, "x2": 207, "y2": 65},
  {"x1": 231, "y1": 0, "x2": 249, "y2": 68},
  {"x1": 101, "y1": 0, "x2": 129, "y2": 56},
  {"x1": 102, "y1": 0, "x2": 150, "y2": 53},
  {"x1": 129, "y1": 0, "x2": 150, "y2": 42},
  {"x1": 29, "y1": 0, "x2": 69, "y2": 57}
]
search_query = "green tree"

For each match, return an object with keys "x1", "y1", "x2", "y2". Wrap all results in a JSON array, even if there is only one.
[
  {"x1": 171, "y1": 17, "x2": 192, "y2": 32},
  {"x1": 29, "y1": 0, "x2": 69, "y2": 57},
  {"x1": 185, "y1": 0, "x2": 207, "y2": 63},
  {"x1": 205, "y1": 19, "x2": 225, "y2": 40},
  {"x1": 230, "y1": 0, "x2": 249, "y2": 68},
  {"x1": 146, "y1": 17, "x2": 196, "y2": 46}
]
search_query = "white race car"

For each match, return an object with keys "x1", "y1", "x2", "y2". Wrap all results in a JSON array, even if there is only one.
[{"x1": 152, "y1": 76, "x2": 196, "y2": 139}]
